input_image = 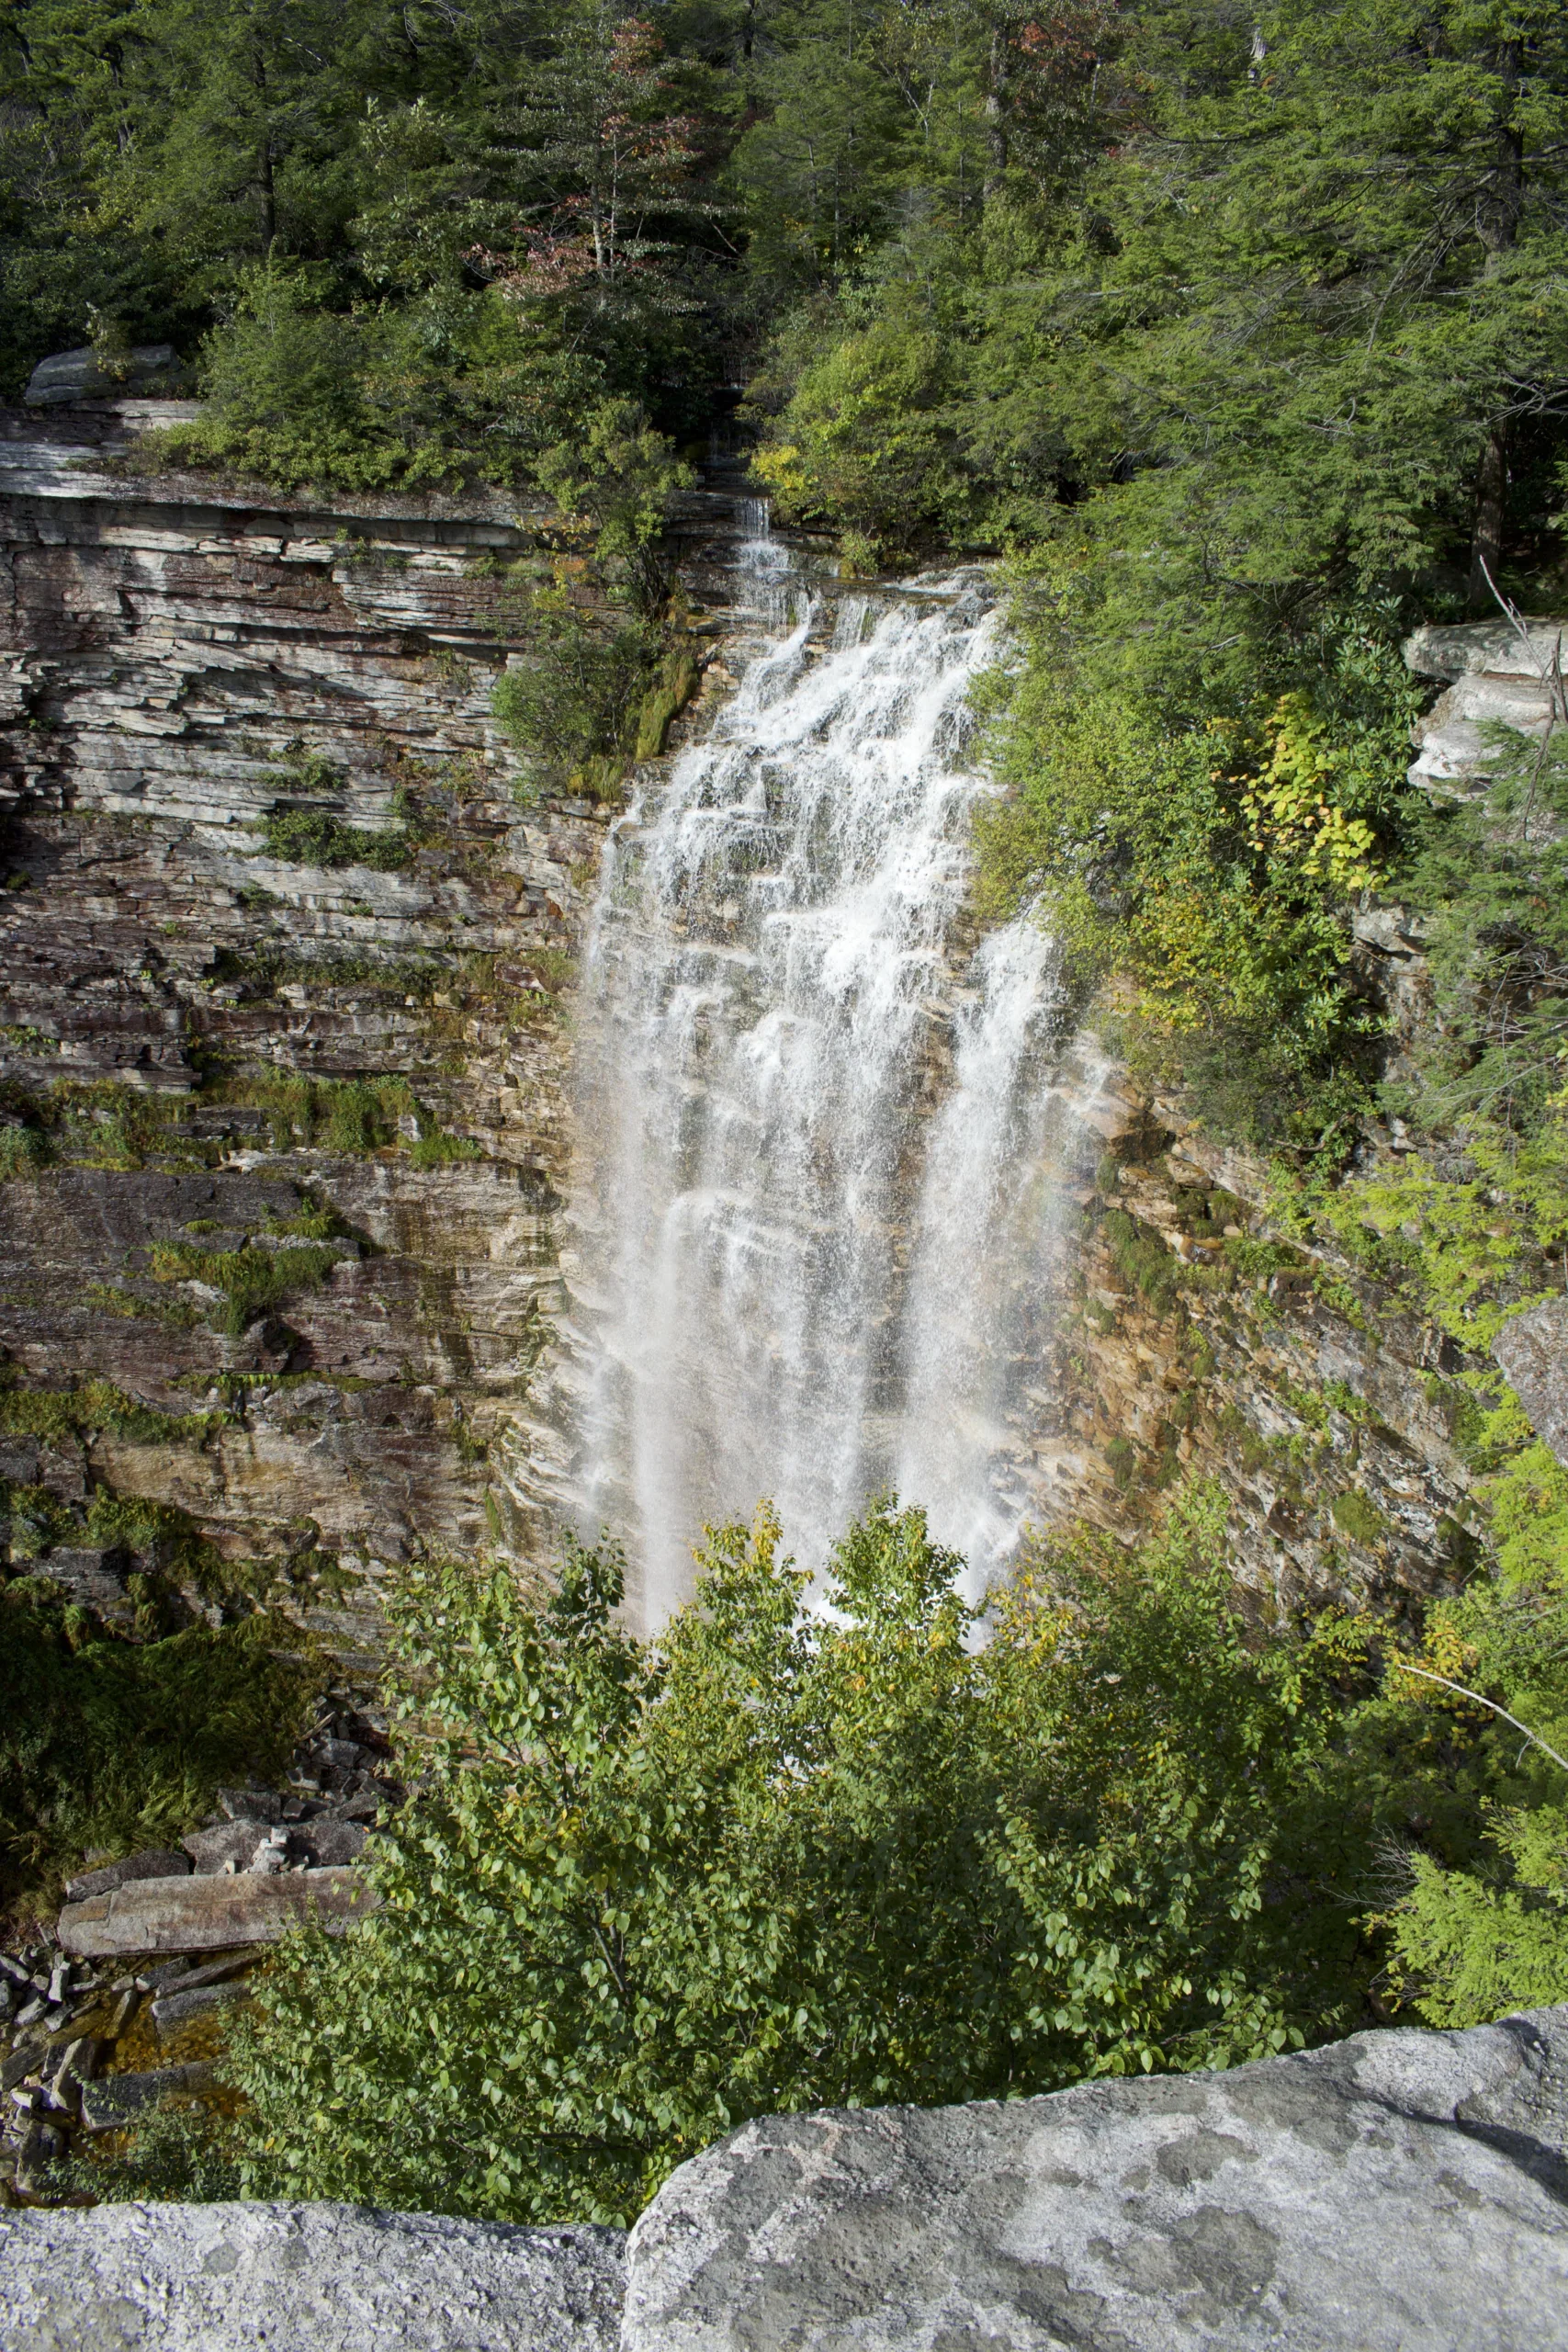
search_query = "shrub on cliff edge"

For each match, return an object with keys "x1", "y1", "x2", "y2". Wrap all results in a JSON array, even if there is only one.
[{"x1": 231, "y1": 1490, "x2": 1393, "y2": 2224}]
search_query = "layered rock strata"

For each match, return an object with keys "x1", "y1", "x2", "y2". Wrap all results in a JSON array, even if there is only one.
[{"x1": 0, "y1": 413, "x2": 741, "y2": 1651}]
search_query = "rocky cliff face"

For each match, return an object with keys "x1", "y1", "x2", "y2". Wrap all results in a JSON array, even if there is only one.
[
  {"x1": 0, "y1": 416, "x2": 1541, "y2": 1664},
  {"x1": 1012, "y1": 1041, "x2": 1475, "y2": 1619},
  {"x1": 0, "y1": 409, "x2": 653, "y2": 1657}
]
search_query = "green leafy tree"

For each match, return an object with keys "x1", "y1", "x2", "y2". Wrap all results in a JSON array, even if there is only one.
[
  {"x1": 729, "y1": 0, "x2": 917, "y2": 288},
  {"x1": 231, "y1": 1489, "x2": 1389, "y2": 2224},
  {"x1": 754, "y1": 307, "x2": 957, "y2": 558},
  {"x1": 1374, "y1": 1416, "x2": 1568, "y2": 2026}
]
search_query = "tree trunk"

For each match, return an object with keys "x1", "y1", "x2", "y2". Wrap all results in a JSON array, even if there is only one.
[
  {"x1": 254, "y1": 46, "x2": 276, "y2": 252},
  {"x1": 984, "y1": 28, "x2": 1009, "y2": 204},
  {"x1": 1467, "y1": 40, "x2": 1522, "y2": 608},
  {"x1": 1468, "y1": 424, "x2": 1508, "y2": 614},
  {"x1": 1477, "y1": 40, "x2": 1523, "y2": 264}
]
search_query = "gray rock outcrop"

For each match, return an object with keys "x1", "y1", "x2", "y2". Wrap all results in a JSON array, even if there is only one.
[
  {"x1": 0, "y1": 2201, "x2": 626, "y2": 2351},
  {"x1": 57, "y1": 1863, "x2": 378, "y2": 1957},
  {"x1": 23, "y1": 344, "x2": 186, "y2": 405},
  {"x1": 624, "y1": 2005, "x2": 1568, "y2": 2350},
  {"x1": 4, "y1": 2008, "x2": 1566, "y2": 2348},
  {"x1": 1403, "y1": 613, "x2": 1568, "y2": 796},
  {"x1": 1495, "y1": 1295, "x2": 1568, "y2": 1468}
]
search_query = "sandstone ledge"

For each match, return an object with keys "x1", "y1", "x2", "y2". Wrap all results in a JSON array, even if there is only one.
[{"x1": 57, "y1": 1866, "x2": 378, "y2": 1958}]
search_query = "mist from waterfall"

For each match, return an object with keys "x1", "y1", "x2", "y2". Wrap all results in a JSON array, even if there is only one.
[{"x1": 555, "y1": 533, "x2": 1074, "y2": 1623}]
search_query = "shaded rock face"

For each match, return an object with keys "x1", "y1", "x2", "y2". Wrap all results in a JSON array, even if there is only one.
[
  {"x1": 0, "y1": 2201, "x2": 627, "y2": 2352},
  {"x1": 625, "y1": 2005, "x2": 1568, "y2": 2351},
  {"x1": 1003, "y1": 1052, "x2": 1477, "y2": 1617},
  {"x1": 0, "y1": 414, "x2": 615, "y2": 1636},
  {"x1": 1494, "y1": 1295, "x2": 1568, "y2": 1468}
]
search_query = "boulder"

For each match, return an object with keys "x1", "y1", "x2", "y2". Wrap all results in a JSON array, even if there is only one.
[
  {"x1": 183, "y1": 1819, "x2": 277, "y2": 1874},
  {"x1": 1404, "y1": 616, "x2": 1568, "y2": 684},
  {"x1": 216, "y1": 1787, "x2": 284, "y2": 1824},
  {"x1": 57, "y1": 1865, "x2": 378, "y2": 1958},
  {"x1": 142, "y1": 1956, "x2": 251, "y2": 1996},
  {"x1": 151, "y1": 1981, "x2": 251, "y2": 2030},
  {"x1": 64, "y1": 1847, "x2": 192, "y2": 1904},
  {"x1": 184, "y1": 1817, "x2": 369, "y2": 1871},
  {"x1": 0, "y1": 2202, "x2": 626, "y2": 2352},
  {"x1": 1402, "y1": 616, "x2": 1568, "y2": 798},
  {"x1": 23, "y1": 343, "x2": 184, "y2": 405},
  {"x1": 1495, "y1": 1295, "x2": 1568, "y2": 1468},
  {"x1": 296, "y1": 1817, "x2": 368, "y2": 1868},
  {"x1": 79, "y1": 2062, "x2": 213, "y2": 2132},
  {"x1": 624, "y1": 2005, "x2": 1568, "y2": 2351},
  {"x1": 30, "y1": 1543, "x2": 134, "y2": 1622}
]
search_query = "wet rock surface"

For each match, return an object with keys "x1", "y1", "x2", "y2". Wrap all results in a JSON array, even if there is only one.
[
  {"x1": 624, "y1": 2006, "x2": 1568, "y2": 2351},
  {"x1": 0, "y1": 2201, "x2": 628, "y2": 2351}
]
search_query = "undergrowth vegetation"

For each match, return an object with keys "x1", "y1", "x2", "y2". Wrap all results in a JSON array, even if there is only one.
[
  {"x1": 0, "y1": 1070, "x2": 481, "y2": 1178},
  {"x1": 225, "y1": 1486, "x2": 1566, "y2": 2224},
  {"x1": 0, "y1": 1591, "x2": 319, "y2": 1926}
]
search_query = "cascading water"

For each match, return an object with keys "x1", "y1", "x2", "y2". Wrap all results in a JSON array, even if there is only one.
[{"x1": 542, "y1": 519, "x2": 1080, "y2": 1624}]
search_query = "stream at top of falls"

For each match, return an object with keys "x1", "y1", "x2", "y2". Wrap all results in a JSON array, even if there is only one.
[{"x1": 539, "y1": 525, "x2": 1100, "y2": 1628}]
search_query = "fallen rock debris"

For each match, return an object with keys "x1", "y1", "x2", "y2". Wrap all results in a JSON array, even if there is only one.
[{"x1": 2, "y1": 1725, "x2": 397, "y2": 2205}]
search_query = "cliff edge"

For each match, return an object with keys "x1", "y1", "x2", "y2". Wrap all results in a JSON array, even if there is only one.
[{"x1": 4, "y1": 2004, "x2": 1565, "y2": 2349}]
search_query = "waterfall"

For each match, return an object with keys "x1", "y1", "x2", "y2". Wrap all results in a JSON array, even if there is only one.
[{"x1": 548, "y1": 538, "x2": 1075, "y2": 1624}]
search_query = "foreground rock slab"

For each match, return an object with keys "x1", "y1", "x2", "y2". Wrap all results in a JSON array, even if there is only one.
[
  {"x1": 57, "y1": 1867, "x2": 378, "y2": 1957},
  {"x1": 0, "y1": 2201, "x2": 626, "y2": 2352},
  {"x1": 624, "y1": 2006, "x2": 1568, "y2": 2351}
]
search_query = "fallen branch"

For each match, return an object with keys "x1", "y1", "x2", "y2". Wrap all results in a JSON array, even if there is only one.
[{"x1": 1387, "y1": 1657, "x2": 1568, "y2": 1777}]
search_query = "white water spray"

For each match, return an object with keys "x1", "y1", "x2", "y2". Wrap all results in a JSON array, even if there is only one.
[{"x1": 548, "y1": 528, "x2": 1077, "y2": 1623}]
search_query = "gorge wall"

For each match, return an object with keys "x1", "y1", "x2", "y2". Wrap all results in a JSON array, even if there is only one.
[
  {"x1": 0, "y1": 408, "x2": 744, "y2": 1666},
  {"x1": 0, "y1": 408, "x2": 1517, "y2": 1668}
]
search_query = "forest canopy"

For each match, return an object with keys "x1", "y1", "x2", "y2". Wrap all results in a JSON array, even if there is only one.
[{"x1": 6, "y1": 1, "x2": 1564, "y2": 1122}]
